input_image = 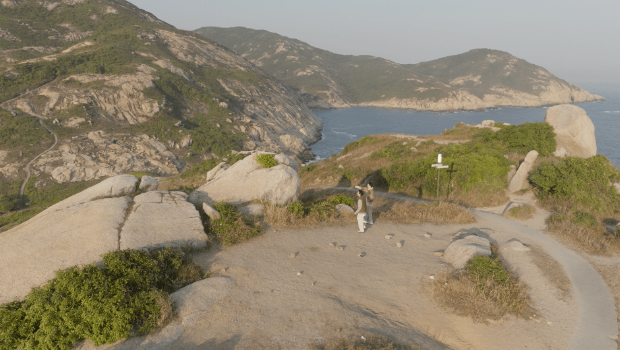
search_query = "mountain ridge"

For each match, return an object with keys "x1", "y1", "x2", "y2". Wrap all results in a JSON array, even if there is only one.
[
  {"x1": 195, "y1": 26, "x2": 604, "y2": 111},
  {"x1": 0, "y1": 0, "x2": 322, "y2": 194}
]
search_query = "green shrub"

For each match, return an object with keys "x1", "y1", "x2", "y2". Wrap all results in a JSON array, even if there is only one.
[
  {"x1": 0, "y1": 248, "x2": 202, "y2": 350},
  {"x1": 308, "y1": 201, "x2": 335, "y2": 220},
  {"x1": 475, "y1": 122, "x2": 556, "y2": 156},
  {"x1": 256, "y1": 154, "x2": 277, "y2": 168},
  {"x1": 287, "y1": 200, "x2": 305, "y2": 217},
  {"x1": 570, "y1": 210, "x2": 598, "y2": 228},
  {"x1": 330, "y1": 194, "x2": 355, "y2": 207},
  {"x1": 382, "y1": 142, "x2": 510, "y2": 197},
  {"x1": 211, "y1": 202, "x2": 262, "y2": 245},
  {"x1": 466, "y1": 255, "x2": 510, "y2": 286},
  {"x1": 529, "y1": 155, "x2": 620, "y2": 215}
]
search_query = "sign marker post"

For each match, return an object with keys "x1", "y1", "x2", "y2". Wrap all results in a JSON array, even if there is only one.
[{"x1": 431, "y1": 154, "x2": 449, "y2": 204}]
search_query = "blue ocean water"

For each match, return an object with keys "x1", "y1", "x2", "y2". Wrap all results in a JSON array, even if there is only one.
[{"x1": 310, "y1": 83, "x2": 620, "y2": 168}]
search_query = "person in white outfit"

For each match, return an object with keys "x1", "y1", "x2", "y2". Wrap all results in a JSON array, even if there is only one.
[
  {"x1": 354, "y1": 190, "x2": 367, "y2": 233},
  {"x1": 355, "y1": 182, "x2": 374, "y2": 224}
]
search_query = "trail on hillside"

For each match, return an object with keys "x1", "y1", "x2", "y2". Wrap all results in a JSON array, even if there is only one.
[{"x1": 1, "y1": 84, "x2": 59, "y2": 209}]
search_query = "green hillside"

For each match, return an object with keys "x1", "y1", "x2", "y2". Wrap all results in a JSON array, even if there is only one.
[{"x1": 195, "y1": 26, "x2": 602, "y2": 108}]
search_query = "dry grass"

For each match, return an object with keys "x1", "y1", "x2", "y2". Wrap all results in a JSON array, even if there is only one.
[
  {"x1": 448, "y1": 188, "x2": 509, "y2": 208},
  {"x1": 546, "y1": 213, "x2": 620, "y2": 255},
  {"x1": 528, "y1": 246, "x2": 572, "y2": 300},
  {"x1": 263, "y1": 203, "x2": 346, "y2": 227},
  {"x1": 430, "y1": 246, "x2": 533, "y2": 322},
  {"x1": 313, "y1": 334, "x2": 421, "y2": 350},
  {"x1": 376, "y1": 199, "x2": 475, "y2": 225},
  {"x1": 504, "y1": 204, "x2": 536, "y2": 220}
]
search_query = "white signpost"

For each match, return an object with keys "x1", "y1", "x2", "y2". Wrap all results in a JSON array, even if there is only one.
[{"x1": 431, "y1": 154, "x2": 449, "y2": 203}]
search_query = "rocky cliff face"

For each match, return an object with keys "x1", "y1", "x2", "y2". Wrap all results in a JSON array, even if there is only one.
[
  {"x1": 196, "y1": 27, "x2": 604, "y2": 111},
  {"x1": 0, "y1": 0, "x2": 321, "y2": 187}
]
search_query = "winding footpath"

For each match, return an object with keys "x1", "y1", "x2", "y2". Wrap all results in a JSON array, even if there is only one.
[
  {"x1": 1, "y1": 89, "x2": 59, "y2": 209},
  {"x1": 315, "y1": 186, "x2": 618, "y2": 350}
]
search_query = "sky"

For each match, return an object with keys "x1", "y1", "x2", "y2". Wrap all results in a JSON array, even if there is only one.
[{"x1": 127, "y1": 0, "x2": 620, "y2": 85}]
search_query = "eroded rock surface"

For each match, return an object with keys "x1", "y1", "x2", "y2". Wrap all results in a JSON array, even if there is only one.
[{"x1": 32, "y1": 131, "x2": 183, "y2": 183}]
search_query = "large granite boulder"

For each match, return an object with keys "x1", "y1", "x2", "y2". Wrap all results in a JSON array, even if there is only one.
[
  {"x1": 443, "y1": 234, "x2": 492, "y2": 269},
  {"x1": 508, "y1": 150, "x2": 538, "y2": 193},
  {"x1": 120, "y1": 191, "x2": 207, "y2": 250},
  {"x1": 0, "y1": 175, "x2": 208, "y2": 304},
  {"x1": 544, "y1": 104, "x2": 597, "y2": 158},
  {"x1": 189, "y1": 153, "x2": 300, "y2": 205}
]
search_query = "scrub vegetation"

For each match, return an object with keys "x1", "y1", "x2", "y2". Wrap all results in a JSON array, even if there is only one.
[{"x1": 0, "y1": 248, "x2": 203, "y2": 350}]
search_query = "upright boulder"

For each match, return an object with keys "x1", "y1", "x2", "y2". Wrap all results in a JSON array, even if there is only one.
[
  {"x1": 189, "y1": 153, "x2": 300, "y2": 205},
  {"x1": 508, "y1": 150, "x2": 538, "y2": 193},
  {"x1": 544, "y1": 104, "x2": 597, "y2": 158}
]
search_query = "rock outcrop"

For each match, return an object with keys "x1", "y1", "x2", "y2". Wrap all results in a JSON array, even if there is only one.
[
  {"x1": 189, "y1": 153, "x2": 300, "y2": 206},
  {"x1": 444, "y1": 233, "x2": 492, "y2": 269},
  {"x1": 29, "y1": 131, "x2": 184, "y2": 183},
  {"x1": 0, "y1": 175, "x2": 208, "y2": 304},
  {"x1": 507, "y1": 150, "x2": 539, "y2": 193},
  {"x1": 544, "y1": 104, "x2": 597, "y2": 158}
]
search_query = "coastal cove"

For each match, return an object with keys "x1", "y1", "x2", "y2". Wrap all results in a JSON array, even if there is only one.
[{"x1": 310, "y1": 83, "x2": 620, "y2": 168}]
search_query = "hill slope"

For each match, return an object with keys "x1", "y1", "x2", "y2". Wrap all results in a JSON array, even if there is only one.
[
  {"x1": 0, "y1": 0, "x2": 321, "y2": 192},
  {"x1": 195, "y1": 26, "x2": 604, "y2": 110}
]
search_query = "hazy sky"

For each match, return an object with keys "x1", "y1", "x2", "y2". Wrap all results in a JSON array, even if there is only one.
[{"x1": 127, "y1": 0, "x2": 620, "y2": 84}]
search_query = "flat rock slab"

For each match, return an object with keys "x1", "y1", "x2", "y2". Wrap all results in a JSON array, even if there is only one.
[
  {"x1": 120, "y1": 191, "x2": 207, "y2": 250},
  {"x1": 0, "y1": 197, "x2": 130, "y2": 303},
  {"x1": 171, "y1": 276, "x2": 235, "y2": 327}
]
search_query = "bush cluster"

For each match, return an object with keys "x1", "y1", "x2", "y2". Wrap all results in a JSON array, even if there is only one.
[
  {"x1": 211, "y1": 202, "x2": 262, "y2": 245},
  {"x1": 382, "y1": 142, "x2": 510, "y2": 199},
  {"x1": 256, "y1": 154, "x2": 277, "y2": 168},
  {"x1": 329, "y1": 194, "x2": 355, "y2": 207},
  {"x1": 0, "y1": 248, "x2": 202, "y2": 350},
  {"x1": 475, "y1": 122, "x2": 556, "y2": 156},
  {"x1": 529, "y1": 155, "x2": 620, "y2": 215}
]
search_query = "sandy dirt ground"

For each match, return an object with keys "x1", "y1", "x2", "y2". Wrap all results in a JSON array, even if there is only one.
[
  {"x1": 173, "y1": 210, "x2": 579, "y2": 350},
  {"x1": 78, "y1": 191, "x2": 620, "y2": 350}
]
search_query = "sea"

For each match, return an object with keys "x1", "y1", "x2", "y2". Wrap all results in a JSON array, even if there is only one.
[{"x1": 310, "y1": 83, "x2": 620, "y2": 168}]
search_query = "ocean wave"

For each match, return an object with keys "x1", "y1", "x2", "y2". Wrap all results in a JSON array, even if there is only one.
[
  {"x1": 331, "y1": 129, "x2": 357, "y2": 138},
  {"x1": 603, "y1": 111, "x2": 620, "y2": 114}
]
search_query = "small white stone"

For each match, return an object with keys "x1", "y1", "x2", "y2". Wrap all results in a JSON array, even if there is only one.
[
  {"x1": 297, "y1": 271, "x2": 302, "y2": 276},
  {"x1": 329, "y1": 242, "x2": 335, "y2": 247},
  {"x1": 336, "y1": 246, "x2": 344, "y2": 251},
  {"x1": 424, "y1": 232, "x2": 432, "y2": 238},
  {"x1": 429, "y1": 275, "x2": 435, "y2": 279},
  {"x1": 547, "y1": 321, "x2": 553, "y2": 325},
  {"x1": 289, "y1": 253, "x2": 296, "y2": 258},
  {"x1": 385, "y1": 235, "x2": 393, "y2": 239},
  {"x1": 358, "y1": 252, "x2": 366, "y2": 257},
  {"x1": 396, "y1": 242, "x2": 403, "y2": 248}
]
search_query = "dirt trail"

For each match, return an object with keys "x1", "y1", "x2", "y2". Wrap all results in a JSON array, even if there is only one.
[{"x1": 1, "y1": 86, "x2": 59, "y2": 208}]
